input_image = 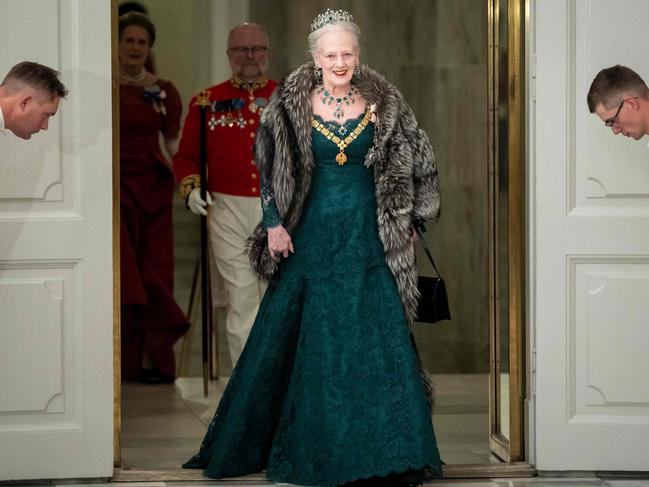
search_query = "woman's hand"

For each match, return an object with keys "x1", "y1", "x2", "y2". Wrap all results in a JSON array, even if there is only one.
[{"x1": 267, "y1": 225, "x2": 294, "y2": 259}]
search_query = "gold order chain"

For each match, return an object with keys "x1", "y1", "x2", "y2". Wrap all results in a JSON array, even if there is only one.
[{"x1": 311, "y1": 111, "x2": 372, "y2": 165}]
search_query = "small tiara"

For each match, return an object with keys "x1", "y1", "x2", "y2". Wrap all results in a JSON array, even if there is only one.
[{"x1": 310, "y1": 9, "x2": 354, "y2": 32}]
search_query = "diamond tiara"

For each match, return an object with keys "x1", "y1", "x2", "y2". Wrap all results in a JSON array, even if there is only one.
[{"x1": 310, "y1": 9, "x2": 354, "y2": 32}]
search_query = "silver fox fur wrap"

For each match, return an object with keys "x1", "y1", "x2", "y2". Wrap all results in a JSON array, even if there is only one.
[{"x1": 247, "y1": 62, "x2": 440, "y2": 327}]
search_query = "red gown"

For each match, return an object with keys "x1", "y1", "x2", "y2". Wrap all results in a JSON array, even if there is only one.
[{"x1": 119, "y1": 79, "x2": 189, "y2": 381}]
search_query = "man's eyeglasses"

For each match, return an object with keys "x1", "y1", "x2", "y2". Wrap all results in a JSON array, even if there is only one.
[
  {"x1": 604, "y1": 99, "x2": 625, "y2": 127},
  {"x1": 228, "y1": 46, "x2": 268, "y2": 56}
]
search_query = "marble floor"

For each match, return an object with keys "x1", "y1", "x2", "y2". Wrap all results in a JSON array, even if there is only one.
[
  {"x1": 121, "y1": 374, "x2": 493, "y2": 471},
  {"x1": 8, "y1": 477, "x2": 649, "y2": 486},
  {"x1": 7, "y1": 378, "x2": 649, "y2": 484}
]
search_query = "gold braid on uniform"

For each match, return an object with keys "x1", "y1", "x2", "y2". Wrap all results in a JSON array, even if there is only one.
[
  {"x1": 178, "y1": 174, "x2": 201, "y2": 201},
  {"x1": 231, "y1": 74, "x2": 268, "y2": 91}
]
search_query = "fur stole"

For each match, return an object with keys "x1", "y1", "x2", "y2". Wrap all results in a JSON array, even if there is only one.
[{"x1": 248, "y1": 61, "x2": 440, "y2": 326}]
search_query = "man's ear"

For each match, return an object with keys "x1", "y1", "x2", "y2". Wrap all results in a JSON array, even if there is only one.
[
  {"x1": 625, "y1": 96, "x2": 641, "y2": 111},
  {"x1": 18, "y1": 95, "x2": 33, "y2": 111}
]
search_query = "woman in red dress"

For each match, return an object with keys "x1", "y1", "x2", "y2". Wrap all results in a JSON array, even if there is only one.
[{"x1": 118, "y1": 12, "x2": 189, "y2": 383}]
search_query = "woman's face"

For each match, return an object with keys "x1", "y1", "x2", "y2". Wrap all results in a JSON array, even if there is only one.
[
  {"x1": 313, "y1": 29, "x2": 359, "y2": 91},
  {"x1": 119, "y1": 25, "x2": 150, "y2": 72}
]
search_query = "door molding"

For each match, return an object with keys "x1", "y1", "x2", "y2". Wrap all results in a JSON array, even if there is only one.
[{"x1": 111, "y1": 0, "x2": 121, "y2": 468}]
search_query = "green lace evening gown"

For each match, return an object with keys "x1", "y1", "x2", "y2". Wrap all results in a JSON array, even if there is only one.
[{"x1": 183, "y1": 112, "x2": 442, "y2": 486}]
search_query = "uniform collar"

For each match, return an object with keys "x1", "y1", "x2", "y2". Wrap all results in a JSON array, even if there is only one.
[{"x1": 230, "y1": 75, "x2": 268, "y2": 92}]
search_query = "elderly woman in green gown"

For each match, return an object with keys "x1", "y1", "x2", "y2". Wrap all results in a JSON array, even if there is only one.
[{"x1": 184, "y1": 9, "x2": 443, "y2": 487}]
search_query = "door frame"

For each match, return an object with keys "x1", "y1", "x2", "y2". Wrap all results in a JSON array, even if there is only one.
[
  {"x1": 487, "y1": 0, "x2": 528, "y2": 463},
  {"x1": 111, "y1": 0, "x2": 121, "y2": 468}
]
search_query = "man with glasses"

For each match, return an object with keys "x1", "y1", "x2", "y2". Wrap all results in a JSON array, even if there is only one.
[
  {"x1": 587, "y1": 64, "x2": 649, "y2": 140},
  {"x1": 174, "y1": 23, "x2": 276, "y2": 368}
]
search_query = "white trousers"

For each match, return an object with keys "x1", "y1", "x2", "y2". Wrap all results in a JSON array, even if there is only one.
[{"x1": 208, "y1": 192, "x2": 266, "y2": 367}]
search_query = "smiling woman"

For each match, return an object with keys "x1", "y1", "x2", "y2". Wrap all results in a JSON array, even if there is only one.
[
  {"x1": 182, "y1": 8, "x2": 443, "y2": 487},
  {"x1": 117, "y1": 11, "x2": 189, "y2": 384},
  {"x1": 119, "y1": 26, "x2": 151, "y2": 76}
]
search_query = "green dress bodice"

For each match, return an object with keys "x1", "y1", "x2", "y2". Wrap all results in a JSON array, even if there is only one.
[{"x1": 280, "y1": 112, "x2": 386, "y2": 278}]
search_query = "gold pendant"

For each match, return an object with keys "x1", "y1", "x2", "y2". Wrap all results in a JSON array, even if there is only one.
[
  {"x1": 249, "y1": 102, "x2": 258, "y2": 113},
  {"x1": 336, "y1": 151, "x2": 347, "y2": 165}
]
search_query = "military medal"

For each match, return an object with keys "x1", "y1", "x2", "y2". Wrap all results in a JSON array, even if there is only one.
[
  {"x1": 211, "y1": 98, "x2": 245, "y2": 112},
  {"x1": 209, "y1": 98, "x2": 246, "y2": 128},
  {"x1": 249, "y1": 97, "x2": 268, "y2": 114}
]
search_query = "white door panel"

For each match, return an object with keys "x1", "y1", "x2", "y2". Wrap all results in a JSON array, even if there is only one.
[
  {"x1": 534, "y1": 0, "x2": 649, "y2": 470},
  {"x1": 0, "y1": 0, "x2": 113, "y2": 480}
]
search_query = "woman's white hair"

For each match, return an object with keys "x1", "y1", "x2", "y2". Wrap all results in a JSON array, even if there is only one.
[{"x1": 308, "y1": 21, "x2": 361, "y2": 56}]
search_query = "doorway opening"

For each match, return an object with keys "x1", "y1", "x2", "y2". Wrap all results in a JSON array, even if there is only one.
[{"x1": 113, "y1": 0, "x2": 530, "y2": 478}]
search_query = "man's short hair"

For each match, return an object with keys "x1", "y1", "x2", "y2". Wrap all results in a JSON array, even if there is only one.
[
  {"x1": 587, "y1": 64, "x2": 648, "y2": 113},
  {"x1": 1, "y1": 61, "x2": 68, "y2": 99}
]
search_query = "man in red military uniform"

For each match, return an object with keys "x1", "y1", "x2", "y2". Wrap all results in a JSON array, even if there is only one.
[{"x1": 174, "y1": 22, "x2": 277, "y2": 367}]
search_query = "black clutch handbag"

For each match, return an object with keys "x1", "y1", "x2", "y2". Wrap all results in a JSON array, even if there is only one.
[{"x1": 415, "y1": 228, "x2": 451, "y2": 323}]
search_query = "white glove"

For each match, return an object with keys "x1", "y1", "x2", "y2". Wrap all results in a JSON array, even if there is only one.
[{"x1": 187, "y1": 187, "x2": 213, "y2": 216}]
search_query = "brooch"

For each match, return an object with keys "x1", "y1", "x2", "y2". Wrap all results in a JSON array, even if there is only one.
[{"x1": 143, "y1": 85, "x2": 167, "y2": 115}]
